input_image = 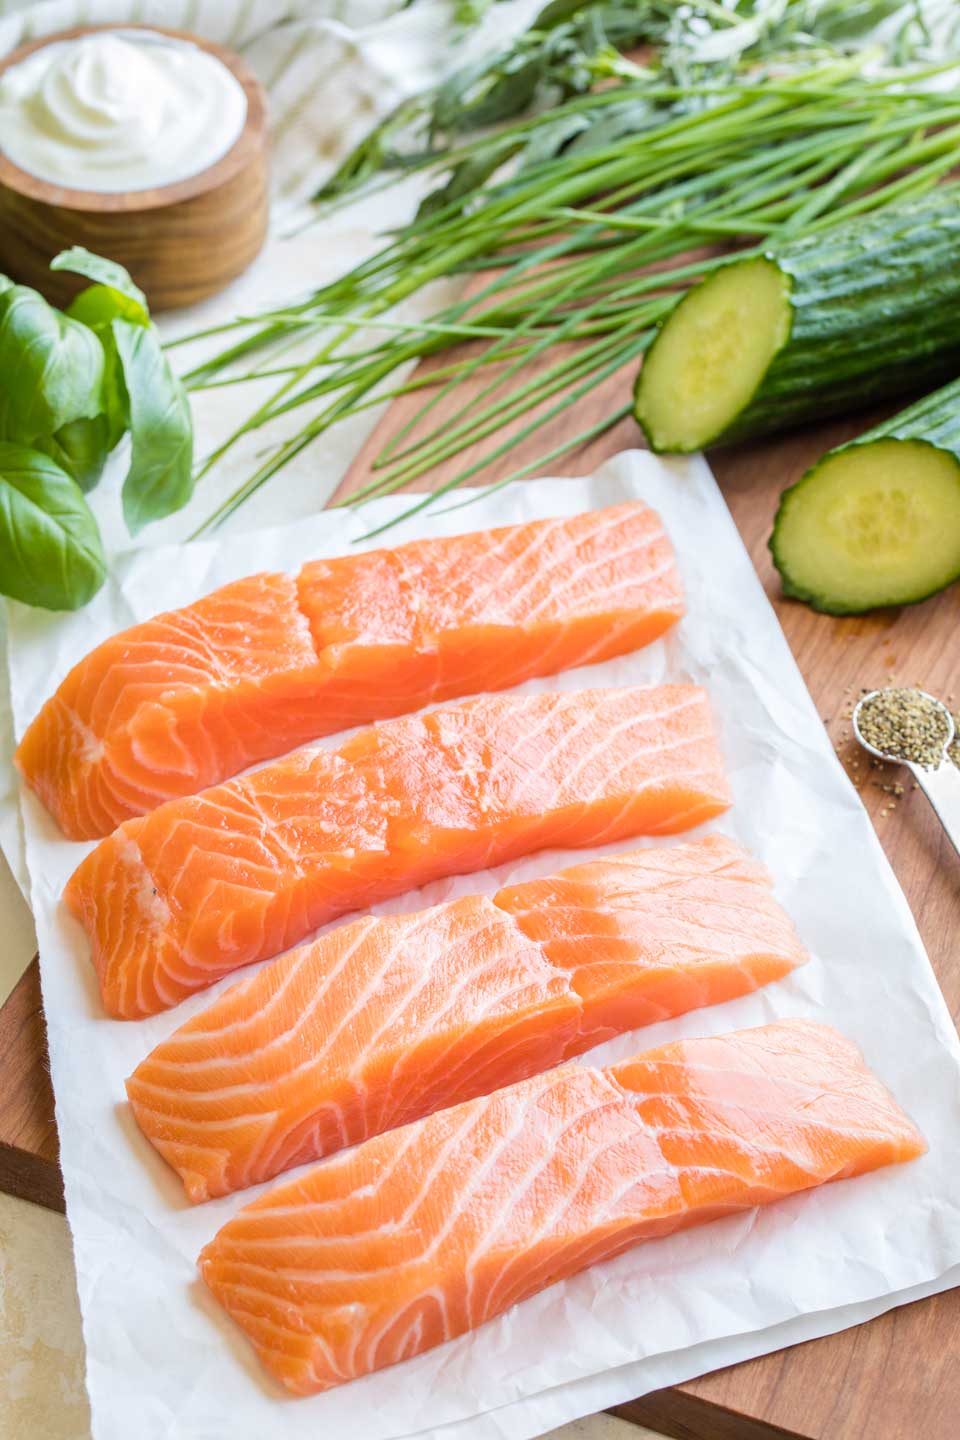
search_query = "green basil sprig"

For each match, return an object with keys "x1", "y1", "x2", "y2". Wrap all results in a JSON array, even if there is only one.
[
  {"x1": 60, "y1": 250, "x2": 194, "y2": 531},
  {"x1": 0, "y1": 444, "x2": 106, "y2": 611},
  {"x1": 51, "y1": 247, "x2": 149, "y2": 314},
  {"x1": 40, "y1": 415, "x2": 112, "y2": 494},
  {"x1": 0, "y1": 248, "x2": 195, "y2": 611},
  {"x1": 111, "y1": 320, "x2": 194, "y2": 534},
  {"x1": 0, "y1": 286, "x2": 104, "y2": 446}
]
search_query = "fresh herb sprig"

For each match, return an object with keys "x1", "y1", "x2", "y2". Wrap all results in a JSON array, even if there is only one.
[
  {"x1": 315, "y1": 0, "x2": 955, "y2": 214},
  {"x1": 179, "y1": 53, "x2": 960, "y2": 537},
  {"x1": 0, "y1": 249, "x2": 194, "y2": 610}
]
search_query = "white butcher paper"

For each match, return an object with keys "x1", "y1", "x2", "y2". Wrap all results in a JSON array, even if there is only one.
[
  {"x1": 0, "y1": 0, "x2": 548, "y2": 893},
  {"x1": 7, "y1": 453, "x2": 960, "y2": 1440}
]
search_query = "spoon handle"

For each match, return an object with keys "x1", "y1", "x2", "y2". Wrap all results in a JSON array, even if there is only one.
[{"x1": 910, "y1": 761, "x2": 960, "y2": 858}]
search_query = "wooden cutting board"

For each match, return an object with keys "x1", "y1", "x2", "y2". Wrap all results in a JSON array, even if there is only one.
[{"x1": 1, "y1": 352, "x2": 959, "y2": 1440}]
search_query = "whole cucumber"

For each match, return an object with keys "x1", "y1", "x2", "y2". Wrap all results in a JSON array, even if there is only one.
[{"x1": 635, "y1": 187, "x2": 960, "y2": 453}]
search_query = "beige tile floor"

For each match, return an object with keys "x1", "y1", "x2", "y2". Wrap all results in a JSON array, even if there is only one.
[
  {"x1": 0, "y1": 1191, "x2": 90, "y2": 1440},
  {"x1": 0, "y1": 849, "x2": 35, "y2": 1000},
  {"x1": 0, "y1": 853, "x2": 662, "y2": 1440}
]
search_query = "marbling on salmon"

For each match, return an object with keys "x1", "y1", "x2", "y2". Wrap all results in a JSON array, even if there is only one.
[
  {"x1": 199, "y1": 1019, "x2": 925, "y2": 1396},
  {"x1": 17, "y1": 504, "x2": 683, "y2": 839},
  {"x1": 65, "y1": 686, "x2": 730, "y2": 1019},
  {"x1": 127, "y1": 835, "x2": 806, "y2": 1202}
]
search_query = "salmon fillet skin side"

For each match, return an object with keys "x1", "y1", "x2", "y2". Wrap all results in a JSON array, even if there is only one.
[
  {"x1": 198, "y1": 1019, "x2": 925, "y2": 1397},
  {"x1": 64, "y1": 685, "x2": 731, "y2": 1019},
  {"x1": 17, "y1": 503, "x2": 684, "y2": 839},
  {"x1": 127, "y1": 834, "x2": 807, "y2": 1201}
]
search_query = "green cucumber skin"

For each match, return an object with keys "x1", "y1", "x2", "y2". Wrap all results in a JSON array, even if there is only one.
[
  {"x1": 770, "y1": 376, "x2": 960, "y2": 615},
  {"x1": 638, "y1": 188, "x2": 960, "y2": 452},
  {"x1": 849, "y1": 373, "x2": 960, "y2": 450}
]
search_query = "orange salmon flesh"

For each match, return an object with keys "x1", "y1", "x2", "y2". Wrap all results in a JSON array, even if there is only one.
[
  {"x1": 199, "y1": 1019, "x2": 925, "y2": 1396},
  {"x1": 65, "y1": 685, "x2": 731, "y2": 1019},
  {"x1": 17, "y1": 503, "x2": 683, "y2": 839},
  {"x1": 128, "y1": 835, "x2": 806, "y2": 1202}
]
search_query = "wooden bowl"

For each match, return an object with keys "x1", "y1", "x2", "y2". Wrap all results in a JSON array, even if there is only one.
[{"x1": 0, "y1": 25, "x2": 269, "y2": 312}]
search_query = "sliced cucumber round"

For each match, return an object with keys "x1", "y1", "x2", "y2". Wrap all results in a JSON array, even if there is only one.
[
  {"x1": 635, "y1": 257, "x2": 791, "y2": 453},
  {"x1": 633, "y1": 188, "x2": 960, "y2": 454},
  {"x1": 771, "y1": 438, "x2": 960, "y2": 614}
]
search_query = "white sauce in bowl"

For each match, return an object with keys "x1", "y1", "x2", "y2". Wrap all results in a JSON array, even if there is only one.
[{"x1": 0, "y1": 30, "x2": 248, "y2": 193}]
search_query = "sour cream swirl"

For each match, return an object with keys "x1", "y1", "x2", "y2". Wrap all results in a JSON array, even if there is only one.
[{"x1": 0, "y1": 30, "x2": 248, "y2": 193}]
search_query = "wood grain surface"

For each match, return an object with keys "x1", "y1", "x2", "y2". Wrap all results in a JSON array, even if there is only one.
[
  {"x1": 0, "y1": 26, "x2": 270, "y2": 310},
  {"x1": 0, "y1": 959, "x2": 62, "y2": 1213},
  {"x1": 1, "y1": 349, "x2": 958, "y2": 1438}
]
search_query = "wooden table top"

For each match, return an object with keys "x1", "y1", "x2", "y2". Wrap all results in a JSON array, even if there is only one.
[{"x1": 1, "y1": 348, "x2": 958, "y2": 1440}]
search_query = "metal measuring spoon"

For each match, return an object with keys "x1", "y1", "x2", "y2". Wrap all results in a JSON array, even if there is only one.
[{"x1": 853, "y1": 688, "x2": 960, "y2": 857}]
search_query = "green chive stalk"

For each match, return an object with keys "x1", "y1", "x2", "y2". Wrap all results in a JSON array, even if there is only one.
[{"x1": 176, "y1": 58, "x2": 960, "y2": 536}]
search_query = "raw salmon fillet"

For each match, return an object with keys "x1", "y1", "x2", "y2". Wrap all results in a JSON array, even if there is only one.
[
  {"x1": 16, "y1": 504, "x2": 683, "y2": 839},
  {"x1": 65, "y1": 685, "x2": 729, "y2": 1019},
  {"x1": 199, "y1": 1019, "x2": 925, "y2": 1396},
  {"x1": 128, "y1": 835, "x2": 806, "y2": 1202}
]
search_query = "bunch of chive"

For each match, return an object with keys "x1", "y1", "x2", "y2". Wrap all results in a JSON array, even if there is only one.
[{"x1": 177, "y1": 57, "x2": 960, "y2": 538}]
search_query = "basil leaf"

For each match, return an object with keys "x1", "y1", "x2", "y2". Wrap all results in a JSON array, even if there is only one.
[
  {"x1": 0, "y1": 442, "x2": 106, "y2": 610},
  {"x1": 40, "y1": 415, "x2": 111, "y2": 493},
  {"x1": 0, "y1": 275, "x2": 12, "y2": 300},
  {"x1": 111, "y1": 319, "x2": 194, "y2": 533},
  {"x1": 52, "y1": 247, "x2": 149, "y2": 315},
  {"x1": 58, "y1": 250, "x2": 150, "y2": 338},
  {"x1": 65, "y1": 279, "x2": 148, "y2": 453},
  {"x1": 99, "y1": 326, "x2": 131, "y2": 452},
  {"x1": 0, "y1": 286, "x2": 105, "y2": 446},
  {"x1": 68, "y1": 282, "x2": 150, "y2": 331}
]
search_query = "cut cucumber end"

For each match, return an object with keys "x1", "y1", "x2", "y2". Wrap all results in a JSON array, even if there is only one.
[
  {"x1": 771, "y1": 439, "x2": 960, "y2": 614},
  {"x1": 635, "y1": 256, "x2": 791, "y2": 453}
]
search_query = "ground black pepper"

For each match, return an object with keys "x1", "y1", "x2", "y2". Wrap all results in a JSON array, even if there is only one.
[
  {"x1": 856, "y1": 688, "x2": 951, "y2": 769},
  {"x1": 949, "y1": 712, "x2": 960, "y2": 770}
]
